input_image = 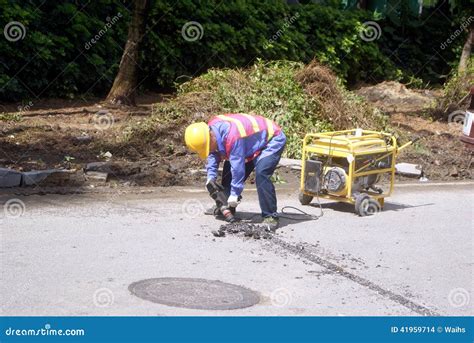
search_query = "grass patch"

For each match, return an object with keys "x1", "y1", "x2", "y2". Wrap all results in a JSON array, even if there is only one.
[{"x1": 0, "y1": 112, "x2": 22, "y2": 122}]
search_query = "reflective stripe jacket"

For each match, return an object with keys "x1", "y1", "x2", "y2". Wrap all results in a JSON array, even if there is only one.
[{"x1": 206, "y1": 113, "x2": 286, "y2": 197}]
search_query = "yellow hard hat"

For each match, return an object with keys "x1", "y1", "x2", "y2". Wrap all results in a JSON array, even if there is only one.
[{"x1": 184, "y1": 122, "x2": 210, "y2": 160}]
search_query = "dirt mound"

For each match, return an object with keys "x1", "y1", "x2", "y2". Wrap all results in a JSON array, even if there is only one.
[
  {"x1": 296, "y1": 60, "x2": 385, "y2": 130},
  {"x1": 130, "y1": 59, "x2": 387, "y2": 159},
  {"x1": 355, "y1": 81, "x2": 439, "y2": 114}
]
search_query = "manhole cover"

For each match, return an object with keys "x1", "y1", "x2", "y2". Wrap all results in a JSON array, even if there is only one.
[{"x1": 129, "y1": 277, "x2": 260, "y2": 310}]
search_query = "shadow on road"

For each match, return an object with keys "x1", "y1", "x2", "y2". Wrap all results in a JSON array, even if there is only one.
[
  {"x1": 315, "y1": 200, "x2": 435, "y2": 213},
  {"x1": 231, "y1": 210, "x2": 317, "y2": 229},
  {"x1": 195, "y1": 200, "x2": 435, "y2": 231}
]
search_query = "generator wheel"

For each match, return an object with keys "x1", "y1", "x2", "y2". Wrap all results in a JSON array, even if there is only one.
[
  {"x1": 354, "y1": 194, "x2": 369, "y2": 215},
  {"x1": 299, "y1": 192, "x2": 313, "y2": 205},
  {"x1": 355, "y1": 194, "x2": 381, "y2": 216}
]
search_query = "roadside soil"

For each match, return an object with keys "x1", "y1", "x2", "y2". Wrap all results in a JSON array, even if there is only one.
[
  {"x1": 0, "y1": 86, "x2": 472, "y2": 188},
  {"x1": 356, "y1": 81, "x2": 472, "y2": 180},
  {"x1": 392, "y1": 112, "x2": 472, "y2": 180},
  {"x1": 0, "y1": 93, "x2": 197, "y2": 187}
]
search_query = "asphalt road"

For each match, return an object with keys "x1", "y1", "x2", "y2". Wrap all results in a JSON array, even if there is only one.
[{"x1": 1, "y1": 182, "x2": 472, "y2": 316}]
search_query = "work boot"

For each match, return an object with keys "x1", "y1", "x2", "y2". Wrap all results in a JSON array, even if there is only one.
[
  {"x1": 204, "y1": 205, "x2": 221, "y2": 216},
  {"x1": 262, "y1": 216, "x2": 279, "y2": 232}
]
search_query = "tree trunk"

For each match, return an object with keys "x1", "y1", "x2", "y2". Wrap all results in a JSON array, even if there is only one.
[
  {"x1": 358, "y1": 0, "x2": 368, "y2": 10},
  {"x1": 105, "y1": 0, "x2": 148, "y2": 106},
  {"x1": 459, "y1": 25, "x2": 473, "y2": 74}
]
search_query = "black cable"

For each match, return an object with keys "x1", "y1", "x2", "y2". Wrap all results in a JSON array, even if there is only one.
[
  {"x1": 280, "y1": 199, "x2": 323, "y2": 221},
  {"x1": 240, "y1": 200, "x2": 323, "y2": 222}
]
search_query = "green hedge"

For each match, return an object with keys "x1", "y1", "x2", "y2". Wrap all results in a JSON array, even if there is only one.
[
  {"x1": 141, "y1": 0, "x2": 399, "y2": 88},
  {"x1": 0, "y1": 0, "x2": 129, "y2": 101},
  {"x1": 0, "y1": 0, "x2": 464, "y2": 101}
]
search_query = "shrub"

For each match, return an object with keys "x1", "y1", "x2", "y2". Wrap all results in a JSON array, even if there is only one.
[{"x1": 434, "y1": 58, "x2": 474, "y2": 118}]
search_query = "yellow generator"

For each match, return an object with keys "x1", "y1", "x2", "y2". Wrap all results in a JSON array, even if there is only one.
[{"x1": 299, "y1": 129, "x2": 411, "y2": 216}]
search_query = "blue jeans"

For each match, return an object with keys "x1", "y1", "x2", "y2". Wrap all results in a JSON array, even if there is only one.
[{"x1": 222, "y1": 148, "x2": 284, "y2": 218}]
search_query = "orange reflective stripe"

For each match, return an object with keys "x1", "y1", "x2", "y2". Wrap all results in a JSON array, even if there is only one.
[
  {"x1": 218, "y1": 114, "x2": 275, "y2": 141},
  {"x1": 239, "y1": 113, "x2": 260, "y2": 134},
  {"x1": 217, "y1": 115, "x2": 247, "y2": 137},
  {"x1": 265, "y1": 118, "x2": 274, "y2": 141}
]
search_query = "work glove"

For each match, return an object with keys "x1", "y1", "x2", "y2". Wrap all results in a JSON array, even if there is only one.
[
  {"x1": 205, "y1": 178, "x2": 215, "y2": 190},
  {"x1": 227, "y1": 195, "x2": 240, "y2": 208}
]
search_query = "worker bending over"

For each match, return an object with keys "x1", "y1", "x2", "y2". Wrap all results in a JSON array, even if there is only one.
[{"x1": 185, "y1": 113, "x2": 287, "y2": 230}]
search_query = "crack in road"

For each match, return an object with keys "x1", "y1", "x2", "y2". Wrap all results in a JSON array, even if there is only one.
[{"x1": 269, "y1": 236, "x2": 441, "y2": 316}]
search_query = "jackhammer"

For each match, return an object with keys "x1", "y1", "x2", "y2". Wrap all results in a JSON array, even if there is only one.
[{"x1": 206, "y1": 180, "x2": 237, "y2": 223}]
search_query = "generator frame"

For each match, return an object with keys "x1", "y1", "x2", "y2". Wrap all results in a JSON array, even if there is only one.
[{"x1": 300, "y1": 129, "x2": 411, "y2": 214}]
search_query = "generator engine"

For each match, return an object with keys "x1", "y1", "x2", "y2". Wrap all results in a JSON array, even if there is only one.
[
  {"x1": 352, "y1": 174, "x2": 381, "y2": 193},
  {"x1": 323, "y1": 166, "x2": 347, "y2": 196},
  {"x1": 303, "y1": 155, "x2": 385, "y2": 196}
]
